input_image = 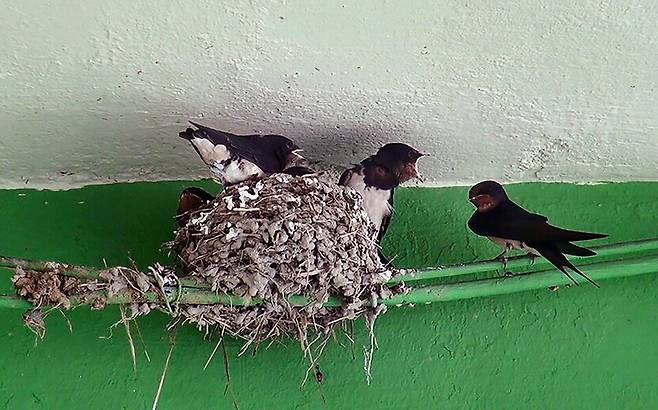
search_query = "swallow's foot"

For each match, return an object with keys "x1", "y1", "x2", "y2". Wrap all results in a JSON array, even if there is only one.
[
  {"x1": 488, "y1": 256, "x2": 508, "y2": 274},
  {"x1": 496, "y1": 255, "x2": 508, "y2": 271},
  {"x1": 490, "y1": 249, "x2": 509, "y2": 270},
  {"x1": 526, "y1": 253, "x2": 536, "y2": 266}
]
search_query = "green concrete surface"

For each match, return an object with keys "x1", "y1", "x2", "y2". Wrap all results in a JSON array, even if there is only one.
[{"x1": 0, "y1": 181, "x2": 657, "y2": 409}]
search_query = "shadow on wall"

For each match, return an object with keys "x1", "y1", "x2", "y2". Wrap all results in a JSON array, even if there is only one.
[{"x1": 4, "y1": 79, "x2": 441, "y2": 188}]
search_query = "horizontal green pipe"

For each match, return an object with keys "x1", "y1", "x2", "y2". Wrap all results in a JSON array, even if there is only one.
[
  {"x1": 388, "y1": 238, "x2": 658, "y2": 284},
  {"x1": 2, "y1": 255, "x2": 656, "y2": 310},
  {"x1": 388, "y1": 255, "x2": 658, "y2": 304},
  {"x1": 0, "y1": 256, "x2": 101, "y2": 279},
  {"x1": 3, "y1": 239, "x2": 658, "y2": 288}
]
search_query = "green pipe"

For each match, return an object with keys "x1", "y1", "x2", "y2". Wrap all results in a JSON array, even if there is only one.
[
  {"x1": 388, "y1": 238, "x2": 658, "y2": 284},
  {"x1": 2, "y1": 255, "x2": 656, "y2": 310},
  {"x1": 388, "y1": 256, "x2": 658, "y2": 305},
  {"x1": 0, "y1": 256, "x2": 101, "y2": 279},
  {"x1": 0, "y1": 256, "x2": 212, "y2": 291},
  {"x1": 3, "y1": 238, "x2": 658, "y2": 287}
]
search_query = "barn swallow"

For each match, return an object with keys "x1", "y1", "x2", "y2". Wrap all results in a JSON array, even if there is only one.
[
  {"x1": 179, "y1": 122, "x2": 307, "y2": 186},
  {"x1": 176, "y1": 187, "x2": 215, "y2": 227},
  {"x1": 339, "y1": 143, "x2": 427, "y2": 264},
  {"x1": 467, "y1": 180, "x2": 607, "y2": 287}
]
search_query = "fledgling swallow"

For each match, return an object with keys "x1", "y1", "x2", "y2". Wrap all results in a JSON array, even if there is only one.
[
  {"x1": 179, "y1": 121, "x2": 308, "y2": 186},
  {"x1": 467, "y1": 180, "x2": 608, "y2": 287},
  {"x1": 339, "y1": 143, "x2": 427, "y2": 263},
  {"x1": 176, "y1": 187, "x2": 215, "y2": 227}
]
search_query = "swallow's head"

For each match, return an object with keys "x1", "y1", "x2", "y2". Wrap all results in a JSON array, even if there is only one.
[
  {"x1": 272, "y1": 136, "x2": 306, "y2": 168},
  {"x1": 176, "y1": 187, "x2": 215, "y2": 227},
  {"x1": 468, "y1": 180, "x2": 508, "y2": 212},
  {"x1": 375, "y1": 143, "x2": 428, "y2": 183}
]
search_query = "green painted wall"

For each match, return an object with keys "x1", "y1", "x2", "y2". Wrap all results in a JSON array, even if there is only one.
[{"x1": 1, "y1": 181, "x2": 657, "y2": 409}]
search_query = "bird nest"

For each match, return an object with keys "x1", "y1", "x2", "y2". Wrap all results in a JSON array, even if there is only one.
[
  {"x1": 169, "y1": 173, "x2": 397, "y2": 370},
  {"x1": 12, "y1": 173, "x2": 400, "y2": 381}
]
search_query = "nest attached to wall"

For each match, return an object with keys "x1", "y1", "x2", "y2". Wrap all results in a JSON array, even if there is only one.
[
  {"x1": 13, "y1": 173, "x2": 401, "y2": 380},
  {"x1": 170, "y1": 173, "x2": 396, "y2": 358}
]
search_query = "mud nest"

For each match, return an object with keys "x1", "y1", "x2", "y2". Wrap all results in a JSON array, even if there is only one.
[{"x1": 170, "y1": 173, "x2": 397, "y2": 355}]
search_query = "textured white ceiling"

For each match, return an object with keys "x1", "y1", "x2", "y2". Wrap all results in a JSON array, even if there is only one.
[{"x1": 1, "y1": 0, "x2": 657, "y2": 189}]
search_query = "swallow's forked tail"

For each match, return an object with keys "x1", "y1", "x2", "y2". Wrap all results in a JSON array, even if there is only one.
[{"x1": 536, "y1": 246, "x2": 600, "y2": 288}]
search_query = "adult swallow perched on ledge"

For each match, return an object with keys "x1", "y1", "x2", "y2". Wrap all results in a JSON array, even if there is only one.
[
  {"x1": 467, "y1": 180, "x2": 607, "y2": 287},
  {"x1": 339, "y1": 143, "x2": 427, "y2": 263},
  {"x1": 179, "y1": 122, "x2": 308, "y2": 186}
]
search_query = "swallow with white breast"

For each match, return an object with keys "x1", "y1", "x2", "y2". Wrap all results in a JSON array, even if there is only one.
[
  {"x1": 467, "y1": 180, "x2": 607, "y2": 287},
  {"x1": 179, "y1": 122, "x2": 308, "y2": 186},
  {"x1": 339, "y1": 143, "x2": 427, "y2": 264}
]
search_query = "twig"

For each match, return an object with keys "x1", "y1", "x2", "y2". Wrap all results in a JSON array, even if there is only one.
[
  {"x1": 221, "y1": 338, "x2": 231, "y2": 395},
  {"x1": 203, "y1": 329, "x2": 225, "y2": 370},
  {"x1": 301, "y1": 334, "x2": 331, "y2": 388},
  {"x1": 363, "y1": 315, "x2": 378, "y2": 385},
  {"x1": 119, "y1": 305, "x2": 137, "y2": 375},
  {"x1": 152, "y1": 328, "x2": 177, "y2": 410},
  {"x1": 133, "y1": 319, "x2": 151, "y2": 362},
  {"x1": 58, "y1": 309, "x2": 73, "y2": 334},
  {"x1": 221, "y1": 338, "x2": 240, "y2": 410},
  {"x1": 23, "y1": 309, "x2": 46, "y2": 342}
]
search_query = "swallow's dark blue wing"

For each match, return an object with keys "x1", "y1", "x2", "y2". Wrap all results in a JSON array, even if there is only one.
[
  {"x1": 182, "y1": 122, "x2": 294, "y2": 174},
  {"x1": 469, "y1": 200, "x2": 606, "y2": 244}
]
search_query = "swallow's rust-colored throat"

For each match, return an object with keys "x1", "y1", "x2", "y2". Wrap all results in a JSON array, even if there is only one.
[
  {"x1": 398, "y1": 154, "x2": 427, "y2": 183},
  {"x1": 469, "y1": 194, "x2": 497, "y2": 212}
]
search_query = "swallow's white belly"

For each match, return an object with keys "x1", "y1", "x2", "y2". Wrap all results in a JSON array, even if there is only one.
[
  {"x1": 191, "y1": 138, "x2": 265, "y2": 185},
  {"x1": 488, "y1": 236, "x2": 540, "y2": 256},
  {"x1": 343, "y1": 173, "x2": 392, "y2": 233},
  {"x1": 191, "y1": 138, "x2": 231, "y2": 163}
]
